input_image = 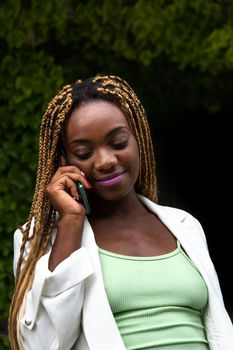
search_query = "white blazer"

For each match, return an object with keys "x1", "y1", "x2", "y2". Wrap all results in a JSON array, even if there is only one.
[{"x1": 14, "y1": 196, "x2": 233, "y2": 350}]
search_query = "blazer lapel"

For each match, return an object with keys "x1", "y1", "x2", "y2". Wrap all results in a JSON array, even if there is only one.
[{"x1": 81, "y1": 219, "x2": 126, "y2": 350}]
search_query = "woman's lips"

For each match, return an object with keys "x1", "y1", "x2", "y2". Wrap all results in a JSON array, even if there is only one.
[{"x1": 96, "y1": 172, "x2": 125, "y2": 186}]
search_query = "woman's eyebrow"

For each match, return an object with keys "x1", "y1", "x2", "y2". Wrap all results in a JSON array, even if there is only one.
[
  {"x1": 68, "y1": 126, "x2": 129, "y2": 146},
  {"x1": 106, "y1": 126, "x2": 129, "y2": 139}
]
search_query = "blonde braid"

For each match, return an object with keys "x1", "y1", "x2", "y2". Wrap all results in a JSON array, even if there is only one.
[{"x1": 8, "y1": 85, "x2": 74, "y2": 350}]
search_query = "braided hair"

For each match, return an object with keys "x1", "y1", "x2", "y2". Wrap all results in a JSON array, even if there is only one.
[{"x1": 8, "y1": 75, "x2": 157, "y2": 349}]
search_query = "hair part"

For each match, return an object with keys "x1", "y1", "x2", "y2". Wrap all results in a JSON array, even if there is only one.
[{"x1": 8, "y1": 75, "x2": 157, "y2": 349}]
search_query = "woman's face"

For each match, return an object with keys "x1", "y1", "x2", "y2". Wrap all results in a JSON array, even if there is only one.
[{"x1": 63, "y1": 100, "x2": 140, "y2": 201}]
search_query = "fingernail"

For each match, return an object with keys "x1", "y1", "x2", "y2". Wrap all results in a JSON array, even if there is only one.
[{"x1": 81, "y1": 171, "x2": 86, "y2": 177}]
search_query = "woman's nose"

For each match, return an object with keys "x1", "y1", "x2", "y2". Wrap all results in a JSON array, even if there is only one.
[{"x1": 94, "y1": 148, "x2": 117, "y2": 170}]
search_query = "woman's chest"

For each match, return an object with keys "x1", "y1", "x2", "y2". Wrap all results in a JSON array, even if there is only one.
[{"x1": 90, "y1": 215, "x2": 177, "y2": 257}]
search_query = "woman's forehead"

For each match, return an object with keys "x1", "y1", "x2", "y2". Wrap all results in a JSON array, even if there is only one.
[
  {"x1": 60, "y1": 100, "x2": 133, "y2": 148},
  {"x1": 67, "y1": 100, "x2": 129, "y2": 132}
]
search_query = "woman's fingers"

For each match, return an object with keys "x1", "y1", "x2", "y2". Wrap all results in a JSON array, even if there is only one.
[
  {"x1": 46, "y1": 178, "x2": 83, "y2": 216},
  {"x1": 51, "y1": 167, "x2": 91, "y2": 189},
  {"x1": 46, "y1": 166, "x2": 91, "y2": 216}
]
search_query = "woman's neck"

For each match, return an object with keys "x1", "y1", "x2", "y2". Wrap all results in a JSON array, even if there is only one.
[{"x1": 88, "y1": 190, "x2": 146, "y2": 219}]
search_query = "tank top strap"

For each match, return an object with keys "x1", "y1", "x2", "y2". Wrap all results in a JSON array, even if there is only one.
[
  {"x1": 177, "y1": 239, "x2": 181, "y2": 249},
  {"x1": 177, "y1": 239, "x2": 188, "y2": 256}
]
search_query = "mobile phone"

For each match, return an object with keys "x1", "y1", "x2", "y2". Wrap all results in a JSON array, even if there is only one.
[{"x1": 77, "y1": 182, "x2": 91, "y2": 215}]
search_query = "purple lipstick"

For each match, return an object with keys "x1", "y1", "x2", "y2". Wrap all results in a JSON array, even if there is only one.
[{"x1": 96, "y1": 173, "x2": 124, "y2": 186}]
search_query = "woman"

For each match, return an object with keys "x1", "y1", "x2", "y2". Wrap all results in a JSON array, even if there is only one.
[{"x1": 8, "y1": 75, "x2": 233, "y2": 350}]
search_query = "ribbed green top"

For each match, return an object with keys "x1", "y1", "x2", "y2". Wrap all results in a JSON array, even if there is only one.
[{"x1": 98, "y1": 241, "x2": 209, "y2": 350}]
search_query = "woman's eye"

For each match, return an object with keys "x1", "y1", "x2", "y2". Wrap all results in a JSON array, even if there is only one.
[
  {"x1": 112, "y1": 140, "x2": 128, "y2": 150},
  {"x1": 75, "y1": 152, "x2": 92, "y2": 160}
]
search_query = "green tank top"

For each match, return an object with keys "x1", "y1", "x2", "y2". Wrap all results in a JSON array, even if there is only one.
[{"x1": 98, "y1": 241, "x2": 209, "y2": 350}]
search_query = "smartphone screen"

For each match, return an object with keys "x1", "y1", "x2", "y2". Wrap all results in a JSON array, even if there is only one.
[{"x1": 77, "y1": 182, "x2": 91, "y2": 215}]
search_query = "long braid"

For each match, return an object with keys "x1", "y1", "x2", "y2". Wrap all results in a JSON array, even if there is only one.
[
  {"x1": 8, "y1": 85, "x2": 74, "y2": 349},
  {"x1": 8, "y1": 76, "x2": 157, "y2": 349}
]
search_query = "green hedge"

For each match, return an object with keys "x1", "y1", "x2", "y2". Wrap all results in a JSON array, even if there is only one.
[{"x1": 1, "y1": 1, "x2": 233, "y2": 348}]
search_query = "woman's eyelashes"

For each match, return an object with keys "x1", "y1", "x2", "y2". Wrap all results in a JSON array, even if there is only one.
[
  {"x1": 75, "y1": 151, "x2": 93, "y2": 160},
  {"x1": 74, "y1": 140, "x2": 129, "y2": 160},
  {"x1": 111, "y1": 140, "x2": 128, "y2": 150}
]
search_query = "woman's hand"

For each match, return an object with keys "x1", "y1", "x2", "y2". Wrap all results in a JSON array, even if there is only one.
[
  {"x1": 46, "y1": 165, "x2": 91, "y2": 218},
  {"x1": 47, "y1": 165, "x2": 91, "y2": 271}
]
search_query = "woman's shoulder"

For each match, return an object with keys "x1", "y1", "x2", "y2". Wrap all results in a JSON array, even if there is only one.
[
  {"x1": 139, "y1": 195, "x2": 207, "y2": 244},
  {"x1": 138, "y1": 194, "x2": 194, "y2": 221},
  {"x1": 13, "y1": 215, "x2": 58, "y2": 259},
  {"x1": 13, "y1": 219, "x2": 34, "y2": 244},
  {"x1": 14, "y1": 214, "x2": 59, "y2": 241}
]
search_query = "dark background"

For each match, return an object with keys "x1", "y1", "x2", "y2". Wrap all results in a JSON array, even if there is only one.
[{"x1": 157, "y1": 111, "x2": 232, "y2": 317}]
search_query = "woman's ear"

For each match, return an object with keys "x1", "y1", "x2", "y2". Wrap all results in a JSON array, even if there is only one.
[{"x1": 60, "y1": 154, "x2": 67, "y2": 166}]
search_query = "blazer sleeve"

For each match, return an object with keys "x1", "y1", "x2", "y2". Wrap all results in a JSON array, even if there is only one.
[{"x1": 14, "y1": 227, "x2": 94, "y2": 350}]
